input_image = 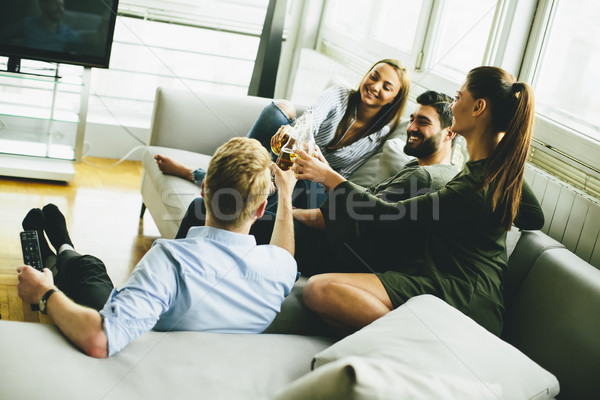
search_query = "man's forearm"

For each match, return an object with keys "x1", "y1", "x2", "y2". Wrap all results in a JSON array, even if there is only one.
[
  {"x1": 270, "y1": 193, "x2": 295, "y2": 256},
  {"x1": 47, "y1": 291, "x2": 108, "y2": 358}
]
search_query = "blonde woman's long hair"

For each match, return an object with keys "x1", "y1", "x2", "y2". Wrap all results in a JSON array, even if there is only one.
[{"x1": 328, "y1": 59, "x2": 411, "y2": 150}]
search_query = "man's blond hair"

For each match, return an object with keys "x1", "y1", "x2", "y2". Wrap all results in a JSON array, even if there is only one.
[{"x1": 204, "y1": 137, "x2": 271, "y2": 228}]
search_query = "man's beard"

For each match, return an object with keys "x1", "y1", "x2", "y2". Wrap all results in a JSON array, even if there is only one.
[{"x1": 404, "y1": 132, "x2": 443, "y2": 159}]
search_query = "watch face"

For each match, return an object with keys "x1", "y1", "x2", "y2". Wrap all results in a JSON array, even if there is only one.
[{"x1": 39, "y1": 299, "x2": 46, "y2": 314}]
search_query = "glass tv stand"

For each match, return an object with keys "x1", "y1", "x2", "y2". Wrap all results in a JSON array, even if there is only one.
[{"x1": 0, "y1": 64, "x2": 90, "y2": 182}]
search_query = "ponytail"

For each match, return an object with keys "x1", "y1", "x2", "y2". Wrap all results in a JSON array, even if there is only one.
[
  {"x1": 486, "y1": 83, "x2": 534, "y2": 230},
  {"x1": 466, "y1": 67, "x2": 535, "y2": 230}
]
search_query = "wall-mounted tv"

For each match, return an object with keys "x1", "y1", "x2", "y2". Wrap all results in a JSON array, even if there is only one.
[{"x1": 0, "y1": 0, "x2": 119, "y2": 71}]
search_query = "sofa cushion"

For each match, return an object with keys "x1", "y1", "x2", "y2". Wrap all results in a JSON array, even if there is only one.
[
  {"x1": 304, "y1": 295, "x2": 559, "y2": 400},
  {"x1": 0, "y1": 320, "x2": 334, "y2": 400}
]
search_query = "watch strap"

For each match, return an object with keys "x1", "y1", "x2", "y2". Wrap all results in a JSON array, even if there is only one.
[{"x1": 39, "y1": 288, "x2": 57, "y2": 314}]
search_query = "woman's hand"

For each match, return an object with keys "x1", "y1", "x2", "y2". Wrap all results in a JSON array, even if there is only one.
[
  {"x1": 313, "y1": 145, "x2": 329, "y2": 166},
  {"x1": 293, "y1": 148, "x2": 346, "y2": 189},
  {"x1": 270, "y1": 125, "x2": 293, "y2": 152}
]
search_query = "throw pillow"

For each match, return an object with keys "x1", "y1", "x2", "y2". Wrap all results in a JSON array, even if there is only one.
[
  {"x1": 306, "y1": 295, "x2": 559, "y2": 400},
  {"x1": 374, "y1": 137, "x2": 414, "y2": 183},
  {"x1": 273, "y1": 356, "x2": 503, "y2": 400}
]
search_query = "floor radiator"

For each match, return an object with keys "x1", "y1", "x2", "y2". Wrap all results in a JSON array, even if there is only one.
[{"x1": 524, "y1": 163, "x2": 600, "y2": 269}]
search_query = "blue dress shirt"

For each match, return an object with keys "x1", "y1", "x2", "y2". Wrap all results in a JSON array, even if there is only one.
[{"x1": 100, "y1": 226, "x2": 297, "y2": 356}]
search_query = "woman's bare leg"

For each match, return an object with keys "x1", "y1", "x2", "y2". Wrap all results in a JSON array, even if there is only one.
[
  {"x1": 154, "y1": 154, "x2": 194, "y2": 182},
  {"x1": 303, "y1": 273, "x2": 393, "y2": 335}
]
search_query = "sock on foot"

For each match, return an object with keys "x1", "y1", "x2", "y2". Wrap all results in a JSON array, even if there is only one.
[
  {"x1": 42, "y1": 203, "x2": 74, "y2": 251},
  {"x1": 22, "y1": 208, "x2": 54, "y2": 261}
]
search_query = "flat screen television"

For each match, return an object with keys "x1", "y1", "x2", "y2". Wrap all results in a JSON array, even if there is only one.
[{"x1": 0, "y1": 0, "x2": 119, "y2": 71}]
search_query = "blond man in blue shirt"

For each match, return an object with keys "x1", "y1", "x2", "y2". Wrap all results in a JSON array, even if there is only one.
[{"x1": 17, "y1": 137, "x2": 298, "y2": 358}]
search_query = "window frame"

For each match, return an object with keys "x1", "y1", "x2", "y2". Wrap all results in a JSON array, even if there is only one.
[
  {"x1": 519, "y1": 0, "x2": 600, "y2": 176},
  {"x1": 318, "y1": 0, "x2": 434, "y2": 76}
]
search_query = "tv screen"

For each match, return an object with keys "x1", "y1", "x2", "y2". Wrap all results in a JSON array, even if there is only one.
[{"x1": 0, "y1": 0, "x2": 119, "y2": 70}]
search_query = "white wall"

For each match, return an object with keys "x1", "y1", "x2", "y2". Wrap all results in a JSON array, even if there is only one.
[{"x1": 82, "y1": 122, "x2": 149, "y2": 161}]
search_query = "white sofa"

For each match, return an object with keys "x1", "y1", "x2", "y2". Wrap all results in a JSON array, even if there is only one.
[{"x1": 3, "y1": 238, "x2": 600, "y2": 399}]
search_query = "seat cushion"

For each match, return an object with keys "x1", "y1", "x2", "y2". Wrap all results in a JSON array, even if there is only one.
[{"x1": 0, "y1": 320, "x2": 334, "y2": 400}]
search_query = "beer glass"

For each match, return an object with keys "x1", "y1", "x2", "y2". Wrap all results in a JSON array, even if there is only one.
[
  {"x1": 271, "y1": 132, "x2": 291, "y2": 156},
  {"x1": 276, "y1": 146, "x2": 297, "y2": 171},
  {"x1": 295, "y1": 110, "x2": 316, "y2": 157}
]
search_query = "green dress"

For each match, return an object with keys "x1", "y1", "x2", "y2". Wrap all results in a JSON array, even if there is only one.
[{"x1": 325, "y1": 159, "x2": 543, "y2": 335}]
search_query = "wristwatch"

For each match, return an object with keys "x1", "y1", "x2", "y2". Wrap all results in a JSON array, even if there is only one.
[{"x1": 39, "y1": 288, "x2": 58, "y2": 315}]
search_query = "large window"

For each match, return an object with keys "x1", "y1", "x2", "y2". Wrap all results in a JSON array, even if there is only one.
[
  {"x1": 373, "y1": 0, "x2": 422, "y2": 53},
  {"x1": 320, "y1": 0, "x2": 498, "y2": 96},
  {"x1": 86, "y1": 0, "x2": 298, "y2": 129},
  {"x1": 316, "y1": 0, "x2": 600, "y2": 176},
  {"x1": 429, "y1": 0, "x2": 497, "y2": 82},
  {"x1": 324, "y1": 0, "x2": 372, "y2": 39},
  {"x1": 533, "y1": 0, "x2": 600, "y2": 142},
  {"x1": 321, "y1": 0, "x2": 425, "y2": 70},
  {"x1": 88, "y1": 16, "x2": 260, "y2": 127}
]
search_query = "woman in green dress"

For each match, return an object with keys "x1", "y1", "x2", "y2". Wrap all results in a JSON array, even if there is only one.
[{"x1": 296, "y1": 66, "x2": 537, "y2": 336}]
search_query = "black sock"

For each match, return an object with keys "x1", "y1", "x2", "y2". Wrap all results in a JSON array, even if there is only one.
[
  {"x1": 42, "y1": 204, "x2": 74, "y2": 251},
  {"x1": 22, "y1": 208, "x2": 54, "y2": 261}
]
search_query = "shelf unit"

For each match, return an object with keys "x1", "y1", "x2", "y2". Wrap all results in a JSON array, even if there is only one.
[{"x1": 0, "y1": 65, "x2": 91, "y2": 182}]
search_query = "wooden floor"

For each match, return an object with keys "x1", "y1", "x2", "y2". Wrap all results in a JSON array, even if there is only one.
[{"x1": 0, "y1": 157, "x2": 160, "y2": 323}]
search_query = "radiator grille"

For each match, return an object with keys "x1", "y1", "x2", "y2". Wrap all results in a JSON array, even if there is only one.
[{"x1": 524, "y1": 163, "x2": 600, "y2": 269}]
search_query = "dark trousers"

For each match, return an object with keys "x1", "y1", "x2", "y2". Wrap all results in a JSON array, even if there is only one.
[{"x1": 54, "y1": 250, "x2": 114, "y2": 311}]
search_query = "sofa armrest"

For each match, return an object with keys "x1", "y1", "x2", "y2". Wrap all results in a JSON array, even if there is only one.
[
  {"x1": 502, "y1": 248, "x2": 600, "y2": 400},
  {"x1": 149, "y1": 87, "x2": 273, "y2": 155},
  {"x1": 503, "y1": 230, "x2": 565, "y2": 310}
]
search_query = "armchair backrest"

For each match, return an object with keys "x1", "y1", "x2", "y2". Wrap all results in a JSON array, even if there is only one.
[{"x1": 149, "y1": 87, "x2": 273, "y2": 155}]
